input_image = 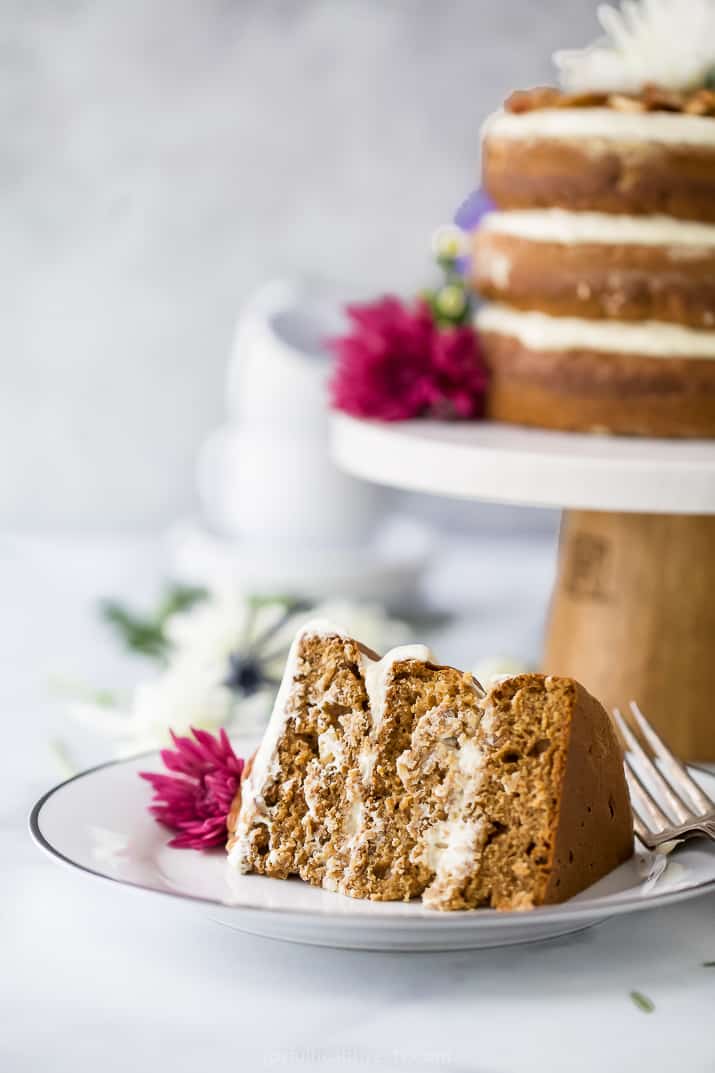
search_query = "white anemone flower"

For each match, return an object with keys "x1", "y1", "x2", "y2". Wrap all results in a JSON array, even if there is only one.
[
  {"x1": 70, "y1": 663, "x2": 234, "y2": 758},
  {"x1": 68, "y1": 589, "x2": 410, "y2": 758},
  {"x1": 554, "y1": 0, "x2": 715, "y2": 94},
  {"x1": 166, "y1": 591, "x2": 288, "y2": 670}
]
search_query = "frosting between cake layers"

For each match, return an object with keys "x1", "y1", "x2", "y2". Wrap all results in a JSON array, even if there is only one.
[
  {"x1": 476, "y1": 303, "x2": 715, "y2": 359},
  {"x1": 359, "y1": 644, "x2": 433, "y2": 730},
  {"x1": 483, "y1": 107, "x2": 715, "y2": 147},
  {"x1": 481, "y1": 208, "x2": 715, "y2": 248},
  {"x1": 415, "y1": 729, "x2": 487, "y2": 901},
  {"x1": 422, "y1": 817, "x2": 486, "y2": 880}
]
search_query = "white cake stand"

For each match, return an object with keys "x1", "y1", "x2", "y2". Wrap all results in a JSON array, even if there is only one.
[{"x1": 332, "y1": 414, "x2": 715, "y2": 759}]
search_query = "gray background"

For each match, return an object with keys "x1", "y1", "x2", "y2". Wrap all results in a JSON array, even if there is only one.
[{"x1": 3, "y1": 0, "x2": 600, "y2": 529}]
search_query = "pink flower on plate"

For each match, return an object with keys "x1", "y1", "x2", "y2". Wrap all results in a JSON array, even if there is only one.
[
  {"x1": 139, "y1": 727, "x2": 244, "y2": 850},
  {"x1": 328, "y1": 296, "x2": 488, "y2": 421}
]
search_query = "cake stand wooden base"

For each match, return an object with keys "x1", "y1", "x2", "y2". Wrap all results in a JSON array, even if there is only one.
[
  {"x1": 544, "y1": 511, "x2": 715, "y2": 760},
  {"x1": 332, "y1": 416, "x2": 715, "y2": 761}
]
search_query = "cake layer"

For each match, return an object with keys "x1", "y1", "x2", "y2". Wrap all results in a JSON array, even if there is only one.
[
  {"x1": 478, "y1": 325, "x2": 715, "y2": 437},
  {"x1": 482, "y1": 110, "x2": 715, "y2": 221},
  {"x1": 230, "y1": 623, "x2": 634, "y2": 910},
  {"x1": 474, "y1": 218, "x2": 715, "y2": 328}
]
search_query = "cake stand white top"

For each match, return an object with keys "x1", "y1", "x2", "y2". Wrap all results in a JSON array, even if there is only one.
[{"x1": 332, "y1": 415, "x2": 715, "y2": 515}]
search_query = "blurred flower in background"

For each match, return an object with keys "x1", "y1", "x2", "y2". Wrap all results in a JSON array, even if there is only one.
[
  {"x1": 67, "y1": 587, "x2": 409, "y2": 757},
  {"x1": 453, "y1": 188, "x2": 494, "y2": 234},
  {"x1": 328, "y1": 216, "x2": 488, "y2": 423},
  {"x1": 329, "y1": 295, "x2": 487, "y2": 421}
]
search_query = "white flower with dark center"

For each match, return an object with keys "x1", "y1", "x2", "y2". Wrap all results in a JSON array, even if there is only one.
[
  {"x1": 68, "y1": 590, "x2": 410, "y2": 757},
  {"x1": 554, "y1": 0, "x2": 715, "y2": 94},
  {"x1": 70, "y1": 664, "x2": 235, "y2": 758}
]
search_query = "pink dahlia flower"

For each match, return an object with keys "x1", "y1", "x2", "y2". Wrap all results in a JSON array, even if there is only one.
[
  {"x1": 139, "y1": 727, "x2": 244, "y2": 850},
  {"x1": 329, "y1": 296, "x2": 487, "y2": 421}
]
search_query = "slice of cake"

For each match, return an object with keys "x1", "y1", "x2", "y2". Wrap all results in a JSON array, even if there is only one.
[{"x1": 227, "y1": 622, "x2": 633, "y2": 910}]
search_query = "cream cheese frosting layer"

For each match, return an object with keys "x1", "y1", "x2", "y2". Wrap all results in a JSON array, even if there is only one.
[
  {"x1": 359, "y1": 644, "x2": 432, "y2": 730},
  {"x1": 480, "y1": 208, "x2": 715, "y2": 248},
  {"x1": 483, "y1": 107, "x2": 715, "y2": 147},
  {"x1": 476, "y1": 304, "x2": 715, "y2": 359}
]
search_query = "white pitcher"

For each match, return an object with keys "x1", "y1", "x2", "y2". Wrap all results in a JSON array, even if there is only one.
[{"x1": 197, "y1": 280, "x2": 384, "y2": 547}]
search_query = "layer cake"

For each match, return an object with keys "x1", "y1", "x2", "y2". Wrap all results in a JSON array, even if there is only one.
[{"x1": 471, "y1": 6, "x2": 715, "y2": 437}]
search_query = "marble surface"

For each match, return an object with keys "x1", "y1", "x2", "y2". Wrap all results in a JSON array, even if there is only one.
[{"x1": 3, "y1": 532, "x2": 715, "y2": 1072}]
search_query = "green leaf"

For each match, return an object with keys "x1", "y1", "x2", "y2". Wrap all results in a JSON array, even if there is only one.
[
  {"x1": 702, "y1": 961, "x2": 715, "y2": 967},
  {"x1": 100, "y1": 584, "x2": 208, "y2": 661},
  {"x1": 435, "y1": 253, "x2": 459, "y2": 273},
  {"x1": 704, "y1": 66, "x2": 715, "y2": 90},
  {"x1": 156, "y1": 584, "x2": 207, "y2": 622},
  {"x1": 247, "y1": 593, "x2": 299, "y2": 610},
  {"x1": 100, "y1": 601, "x2": 167, "y2": 659},
  {"x1": 630, "y1": 990, "x2": 655, "y2": 1013}
]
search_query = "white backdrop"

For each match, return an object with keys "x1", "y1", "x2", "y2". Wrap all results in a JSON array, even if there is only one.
[{"x1": 2, "y1": 0, "x2": 599, "y2": 528}]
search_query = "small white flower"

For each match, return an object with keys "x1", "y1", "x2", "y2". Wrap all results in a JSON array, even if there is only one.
[
  {"x1": 123, "y1": 665, "x2": 234, "y2": 753},
  {"x1": 554, "y1": 0, "x2": 715, "y2": 94},
  {"x1": 431, "y1": 224, "x2": 469, "y2": 261}
]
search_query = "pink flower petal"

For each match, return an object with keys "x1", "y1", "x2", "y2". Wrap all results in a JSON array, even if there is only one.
[
  {"x1": 328, "y1": 295, "x2": 487, "y2": 422},
  {"x1": 139, "y1": 727, "x2": 244, "y2": 851}
]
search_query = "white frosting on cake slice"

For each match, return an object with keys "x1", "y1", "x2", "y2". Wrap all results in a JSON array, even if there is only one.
[{"x1": 359, "y1": 643, "x2": 432, "y2": 730}]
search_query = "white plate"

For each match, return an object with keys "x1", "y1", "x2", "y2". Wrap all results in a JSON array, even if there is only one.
[{"x1": 30, "y1": 750, "x2": 715, "y2": 952}]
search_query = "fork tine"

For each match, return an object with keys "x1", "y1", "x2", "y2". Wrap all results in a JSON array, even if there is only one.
[
  {"x1": 621, "y1": 754, "x2": 671, "y2": 832},
  {"x1": 613, "y1": 708, "x2": 693, "y2": 824},
  {"x1": 629, "y1": 702, "x2": 715, "y2": 815},
  {"x1": 631, "y1": 809, "x2": 655, "y2": 848}
]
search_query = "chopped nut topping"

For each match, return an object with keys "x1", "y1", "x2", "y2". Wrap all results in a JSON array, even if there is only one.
[
  {"x1": 608, "y1": 93, "x2": 647, "y2": 112},
  {"x1": 505, "y1": 87, "x2": 563, "y2": 113},
  {"x1": 685, "y1": 89, "x2": 715, "y2": 116},
  {"x1": 641, "y1": 83, "x2": 686, "y2": 111},
  {"x1": 504, "y1": 83, "x2": 715, "y2": 117},
  {"x1": 557, "y1": 91, "x2": 609, "y2": 108}
]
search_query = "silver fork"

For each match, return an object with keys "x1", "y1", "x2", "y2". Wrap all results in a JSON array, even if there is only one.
[{"x1": 612, "y1": 702, "x2": 715, "y2": 851}]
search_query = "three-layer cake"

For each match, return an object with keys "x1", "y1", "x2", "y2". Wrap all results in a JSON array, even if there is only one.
[{"x1": 471, "y1": 8, "x2": 715, "y2": 438}]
